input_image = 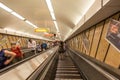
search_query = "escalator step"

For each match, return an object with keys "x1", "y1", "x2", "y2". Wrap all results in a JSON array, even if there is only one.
[
  {"x1": 56, "y1": 71, "x2": 79, "y2": 74},
  {"x1": 55, "y1": 78, "x2": 83, "y2": 80},
  {"x1": 57, "y1": 66, "x2": 76, "y2": 68},
  {"x1": 57, "y1": 68, "x2": 78, "y2": 71},
  {"x1": 55, "y1": 74, "x2": 81, "y2": 79}
]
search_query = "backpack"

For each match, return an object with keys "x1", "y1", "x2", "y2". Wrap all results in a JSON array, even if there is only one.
[{"x1": 0, "y1": 49, "x2": 7, "y2": 67}]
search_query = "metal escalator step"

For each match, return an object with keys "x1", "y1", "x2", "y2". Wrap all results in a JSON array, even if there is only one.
[
  {"x1": 57, "y1": 68, "x2": 78, "y2": 71},
  {"x1": 57, "y1": 64, "x2": 75, "y2": 67},
  {"x1": 57, "y1": 66, "x2": 76, "y2": 68},
  {"x1": 55, "y1": 74, "x2": 81, "y2": 79},
  {"x1": 57, "y1": 67, "x2": 77, "y2": 70},
  {"x1": 55, "y1": 78, "x2": 83, "y2": 80},
  {"x1": 56, "y1": 71, "x2": 79, "y2": 74}
]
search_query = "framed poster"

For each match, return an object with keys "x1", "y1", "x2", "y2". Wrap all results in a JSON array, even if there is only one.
[{"x1": 106, "y1": 19, "x2": 120, "y2": 51}]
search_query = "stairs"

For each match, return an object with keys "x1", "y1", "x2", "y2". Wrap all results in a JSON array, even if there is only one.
[{"x1": 54, "y1": 55, "x2": 83, "y2": 80}]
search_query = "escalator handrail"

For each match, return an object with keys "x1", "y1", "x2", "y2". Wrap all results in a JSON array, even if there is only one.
[
  {"x1": 0, "y1": 47, "x2": 56, "y2": 74},
  {"x1": 26, "y1": 46, "x2": 59, "y2": 80},
  {"x1": 68, "y1": 49, "x2": 88, "y2": 80},
  {"x1": 68, "y1": 48, "x2": 119, "y2": 80}
]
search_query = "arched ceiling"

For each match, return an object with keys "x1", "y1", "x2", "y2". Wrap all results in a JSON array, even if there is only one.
[{"x1": 0, "y1": 0, "x2": 95, "y2": 41}]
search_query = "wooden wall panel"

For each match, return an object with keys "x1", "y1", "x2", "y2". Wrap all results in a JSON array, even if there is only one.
[
  {"x1": 80, "y1": 34, "x2": 84, "y2": 52},
  {"x1": 78, "y1": 35, "x2": 82, "y2": 52},
  {"x1": 22, "y1": 38, "x2": 26, "y2": 47},
  {"x1": 12, "y1": 36, "x2": 16, "y2": 42},
  {"x1": 79, "y1": 35, "x2": 82, "y2": 52},
  {"x1": 6, "y1": 36, "x2": 11, "y2": 48},
  {"x1": 105, "y1": 46, "x2": 120, "y2": 68},
  {"x1": 88, "y1": 27, "x2": 95, "y2": 55},
  {"x1": 90, "y1": 23, "x2": 103, "y2": 57},
  {"x1": 24, "y1": 38, "x2": 28, "y2": 47},
  {"x1": 2, "y1": 35, "x2": 8, "y2": 49},
  {"x1": 82, "y1": 33, "x2": 86, "y2": 54},
  {"x1": 19, "y1": 37, "x2": 22, "y2": 47},
  {"x1": 0, "y1": 34, "x2": 3, "y2": 49},
  {"x1": 68, "y1": 12, "x2": 120, "y2": 68},
  {"x1": 85, "y1": 30, "x2": 89, "y2": 55},
  {"x1": 96, "y1": 19, "x2": 110, "y2": 61},
  {"x1": 104, "y1": 13, "x2": 120, "y2": 68},
  {"x1": 8, "y1": 35, "x2": 13, "y2": 43}
]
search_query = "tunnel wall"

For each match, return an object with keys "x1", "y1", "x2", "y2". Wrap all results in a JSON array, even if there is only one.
[
  {"x1": 0, "y1": 33, "x2": 42, "y2": 49},
  {"x1": 68, "y1": 11, "x2": 120, "y2": 68}
]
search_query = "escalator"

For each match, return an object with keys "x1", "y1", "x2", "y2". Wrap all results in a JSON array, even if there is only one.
[{"x1": 54, "y1": 54, "x2": 84, "y2": 80}]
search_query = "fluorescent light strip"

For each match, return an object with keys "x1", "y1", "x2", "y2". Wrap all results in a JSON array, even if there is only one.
[
  {"x1": 46, "y1": 0, "x2": 54, "y2": 12},
  {"x1": 25, "y1": 20, "x2": 38, "y2": 28},
  {"x1": 0, "y1": 3, "x2": 12, "y2": 12},
  {"x1": 46, "y1": 0, "x2": 60, "y2": 40},
  {"x1": 46, "y1": 0, "x2": 56, "y2": 20},
  {"x1": 0, "y1": 2, "x2": 38, "y2": 28},
  {"x1": 51, "y1": 12, "x2": 56, "y2": 20},
  {"x1": 11, "y1": 12, "x2": 25, "y2": 20},
  {"x1": 53, "y1": 21, "x2": 59, "y2": 32}
]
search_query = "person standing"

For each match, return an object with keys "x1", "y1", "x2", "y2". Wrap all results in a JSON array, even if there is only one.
[
  {"x1": 11, "y1": 42, "x2": 23, "y2": 62},
  {"x1": 28, "y1": 39, "x2": 36, "y2": 54},
  {"x1": 41, "y1": 41, "x2": 47, "y2": 51},
  {"x1": 58, "y1": 41, "x2": 65, "y2": 60}
]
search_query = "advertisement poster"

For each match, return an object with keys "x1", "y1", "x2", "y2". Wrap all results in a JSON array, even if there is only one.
[
  {"x1": 106, "y1": 19, "x2": 120, "y2": 51},
  {"x1": 82, "y1": 33, "x2": 90, "y2": 53}
]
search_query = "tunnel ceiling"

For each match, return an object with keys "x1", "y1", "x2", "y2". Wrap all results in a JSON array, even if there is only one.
[{"x1": 0, "y1": 0, "x2": 95, "y2": 41}]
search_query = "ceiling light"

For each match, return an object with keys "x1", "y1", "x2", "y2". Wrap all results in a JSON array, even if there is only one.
[
  {"x1": 51, "y1": 12, "x2": 56, "y2": 20},
  {"x1": 53, "y1": 21, "x2": 59, "y2": 32},
  {"x1": 0, "y1": 2, "x2": 12, "y2": 12},
  {"x1": 11, "y1": 12, "x2": 25, "y2": 20},
  {"x1": 46, "y1": 0, "x2": 54, "y2": 12},
  {"x1": 46, "y1": 0, "x2": 56, "y2": 20},
  {"x1": 25, "y1": 20, "x2": 38, "y2": 28}
]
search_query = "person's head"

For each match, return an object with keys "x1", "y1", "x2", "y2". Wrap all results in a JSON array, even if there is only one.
[
  {"x1": 29, "y1": 39, "x2": 32, "y2": 43},
  {"x1": 110, "y1": 24, "x2": 119, "y2": 34},
  {"x1": 11, "y1": 42, "x2": 16, "y2": 48},
  {"x1": 60, "y1": 41, "x2": 63, "y2": 45}
]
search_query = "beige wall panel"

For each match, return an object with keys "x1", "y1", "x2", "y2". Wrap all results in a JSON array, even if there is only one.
[
  {"x1": 78, "y1": 35, "x2": 82, "y2": 52},
  {"x1": 8, "y1": 36, "x2": 13, "y2": 43},
  {"x1": 79, "y1": 35, "x2": 82, "y2": 52},
  {"x1": 96, "y1": 19, "x2": 110, "y2": 61},
  {"x1": 24, "y1": 38, "x2": 28, "y2": 47},
  {"x1": 105, "y1": 46, "x2": 120, "y2": 68},
  {"x1": 90, "y1": 23, "x2": 103, "y2": 57},
  {"x1": 2, "y1": 35, "x2": 8, "y2": 49},
  {"x1": 86, "y1": 30, "x2": 89, "y2": 38},
  {"x1": 19, "y1": 37, "x2": 22, "y2": 47},
  {"x1": 105, "y1": 13, "x2": 120, "y2": 68},
  {"x1": 6, "y1": 36, "x2": 11, "y2": 48},
  {"x1": 12, "y1": 36, "x2": 16, "y2": 42},
  {"x1": 80, "y1": 35, "x2": 84, "y2": 52},
  {"x1": 85, "y1": 30, "x2": 89, "y2": 55},
  {"x1": 88, "y1": 27, "x2": 95, "y2": 54},
  {"x1": 22, "y1": 38, "x2": 25, "y2": 47},
  {"x1": 0, "y1": 34, "x2": 3, "y2": 49},
  {"x1": 81, "y1": 32, "x2": 86, "y2": 54}
]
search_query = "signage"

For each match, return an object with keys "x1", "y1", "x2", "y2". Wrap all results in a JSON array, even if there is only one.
[{"x1": 34, "y1": 28, "x2": 49, "y2": 32}]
